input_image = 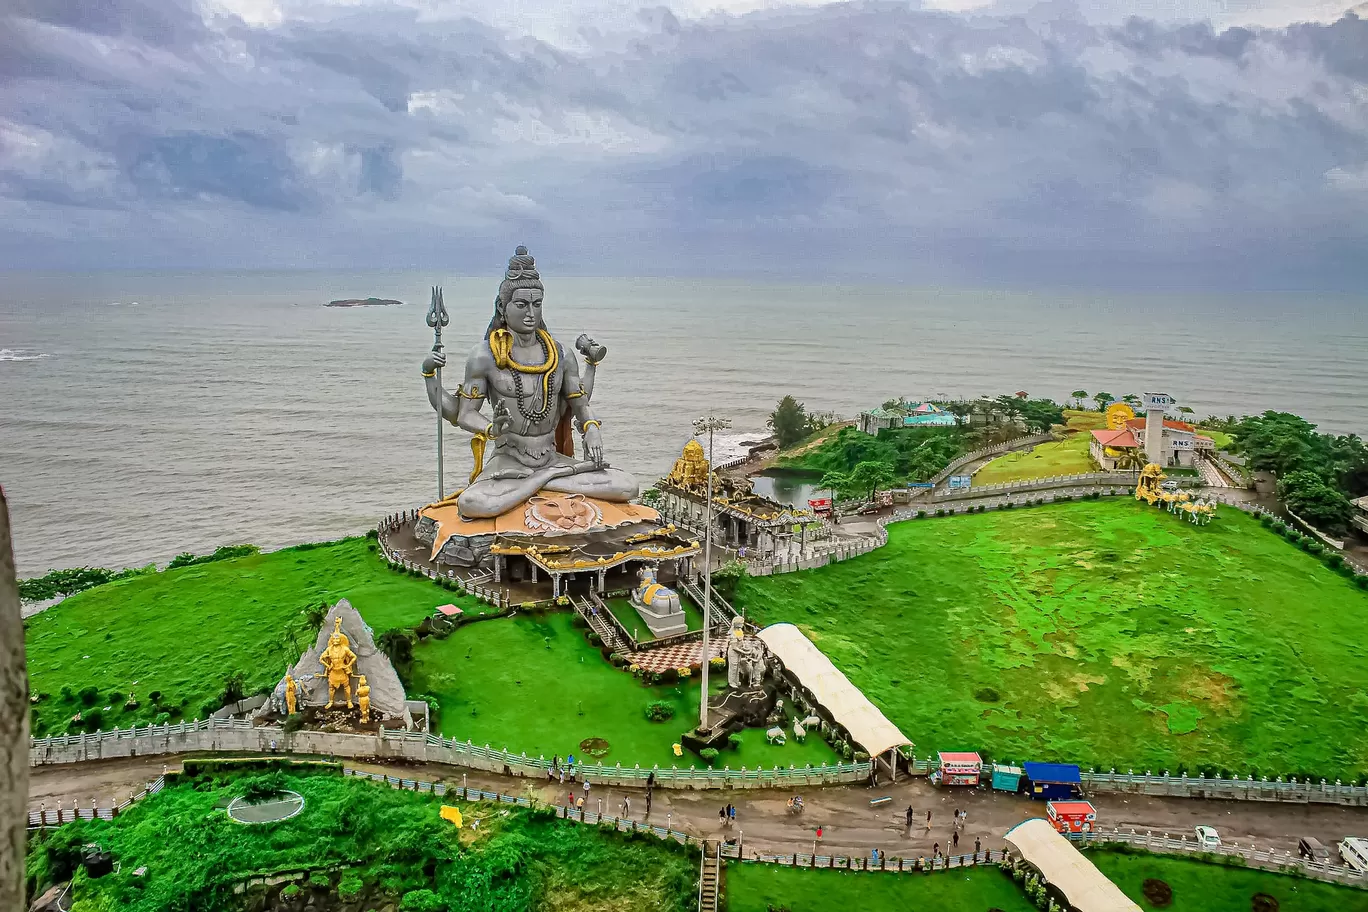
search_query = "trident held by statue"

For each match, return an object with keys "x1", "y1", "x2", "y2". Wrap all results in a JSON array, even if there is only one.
[{"x1": 426, "y1": 286, "x2": 450, "y2": 501}]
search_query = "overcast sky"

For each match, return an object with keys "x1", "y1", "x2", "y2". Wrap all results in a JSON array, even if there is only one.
[{"x1": 2, "y1": 0, "x2": 1366, "y2": 288}]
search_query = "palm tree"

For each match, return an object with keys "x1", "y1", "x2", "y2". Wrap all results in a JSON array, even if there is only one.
[{"x1": 1117, "y1": 449, "x2": 1147, "y2": 472}]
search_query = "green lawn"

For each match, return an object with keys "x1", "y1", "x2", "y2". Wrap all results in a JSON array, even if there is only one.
[
  {"x1": 1089, "y1": 849, "x2": 1368, "y2": 912},
  {"x1": 26, "y1": 768, "x2": 695, "y2": 912},
  {"x1": 733, "y1": 499, "x2": 1368, "y2": 777},
  {"x1": 603, "y1": 595, "x2": 705, "y2": 643},
  {"x1": 1199, "y1": 428, "x2": 1236, "y2": 451},
  {"x1": 726, "y1": 863, "x2": 1035, "y2": 912},
  {"x1": 24, "y1": 538, "x2": 469, "y2": 736},
  {"x1": 408, "y1": 610, "x2": 842, "y2": 769},
  {"x1": 973, "y1": 419, "x2": 1098, "y2": 486}
]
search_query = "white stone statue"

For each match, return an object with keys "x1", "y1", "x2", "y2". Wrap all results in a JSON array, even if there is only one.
[{"x1": 725, "y1": 616, "x2": 766, "y2": 690}]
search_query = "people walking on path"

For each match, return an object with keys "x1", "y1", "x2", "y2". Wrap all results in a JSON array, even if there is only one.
[
  {"x1": 621, "y1": 797, "x2": 631, "y2": 817},
  {"x1": 727, "y1": 804, "x2": 736, "y2": 825},
  {"x1": 925, "y1": 809, "x2": 932, "y2": 831},
  {"x1": 645, "y1": 790, "x2": 652, "y2": 817},
  {"x1": 904, "y1": 805, "x2": 915, "y2": 835},
  {"x1": 567, "y1": 790, "x2": 575, "y2": 808},
  {"x1": 975, "y1": 837, "x2": 982, "y2": 858},
  {"x1": 932, "y1": 842, "x2": 939, "y2": 858},
  {"x1": 953, "y1": 830, "x2": 960, "y2": 850}
]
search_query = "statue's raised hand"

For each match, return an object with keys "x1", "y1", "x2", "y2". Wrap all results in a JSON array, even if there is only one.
[
  {"x1": 490, "y1": 401, "x2": 513, "y2": 439},
  {"x1": 421, "y1": 346, "x2": 447, "y2": 375}
]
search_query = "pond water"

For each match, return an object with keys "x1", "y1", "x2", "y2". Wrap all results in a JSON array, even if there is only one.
[{"x1": 750, "y1": 473, "x2": 823, "y2": 508}]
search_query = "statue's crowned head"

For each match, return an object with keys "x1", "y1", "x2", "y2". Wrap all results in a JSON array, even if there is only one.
[
  {"x1": 731, "y1": 615, "x2": 746, "y2": 639},
  {"x1": 489, "y1": 245, "x2": 546, "y2": 337}
]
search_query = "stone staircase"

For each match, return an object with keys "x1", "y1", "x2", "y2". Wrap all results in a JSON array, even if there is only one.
[
  {"x1": 571, "y1": 593, "x2": 632, "y2": 654},
  {"x1": 1196, "y1": 455, "x2": 1232, "y2": 488},
  {"x1": 698, "y1": 841, "x2": 722, "y2": 912}
]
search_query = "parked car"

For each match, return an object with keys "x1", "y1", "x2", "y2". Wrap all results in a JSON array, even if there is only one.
[
  {"x1": 1340, "y1": 837, "x2": 1368, "y2": 873},
  {"x1": 1298, "y1": 837, "x2": 1331, "y2": 863},
  {"x1": 1194, "y1": 826, "x2": 1221, "y2": 848}
]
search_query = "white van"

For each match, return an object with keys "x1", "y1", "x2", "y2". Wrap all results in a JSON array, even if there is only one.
[{"x1": 1339, "y1": 837, "x2": 1368, "y2": 872}]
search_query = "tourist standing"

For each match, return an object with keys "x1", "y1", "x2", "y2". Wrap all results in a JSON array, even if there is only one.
[
  {"x1": 567, "y1": 790, "x2": 575, "y2": 808},
  {"x1": 926, "y1": 809, "x2": 932, "y2": 832},
  {"x1": 645, "y1": 790, "x2": 652, "y2": 817},
  {"x1": 727, "y1": 804, "x2": 736, "y2": 825},
  {"x1": 953, "y1": 830, "x2": 959, "y2": 850},
  {"x1": 975, "y1": 837, "x2": 982, "y2": 859},
  {"x1": 622, "y1": 797, "x2": 631, "y2": 817},
  {"x1": 905, "y1": 805, "x2": 915, "y2": 835}
]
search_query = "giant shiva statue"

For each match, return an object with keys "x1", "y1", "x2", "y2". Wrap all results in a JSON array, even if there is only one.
[{"x1": 421, "y1": 247, "x2": 639, "y2": 519}]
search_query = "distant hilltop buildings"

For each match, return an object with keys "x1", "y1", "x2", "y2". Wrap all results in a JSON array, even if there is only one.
[
  {"x1": 858, "y1": 398, "x2": 1020, "y2": 435},
  {"x1": 1090, "y1": 393, "x2": 1214, "y2": 470}
]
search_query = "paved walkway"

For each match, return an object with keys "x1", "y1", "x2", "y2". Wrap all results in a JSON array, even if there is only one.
[{"x1": 28, "y1": 756, "x2": 1368, "y2": 863}]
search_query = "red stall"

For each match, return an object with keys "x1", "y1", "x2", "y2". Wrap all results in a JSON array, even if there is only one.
[
  {"x1": 1046, "y1": 800, "x2": 1097, "y2": 835},
  {"x1": 936, "y1": 751, "x2": 983, "y2": 787}
]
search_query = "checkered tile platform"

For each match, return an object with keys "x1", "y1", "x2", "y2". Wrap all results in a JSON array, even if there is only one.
[{"x1": 629, "y1": 637, "x2": 729, "y2": 673}]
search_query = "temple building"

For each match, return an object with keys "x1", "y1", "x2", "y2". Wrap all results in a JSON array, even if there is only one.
[
  {"x1": 655, "y1": 439, "x2": 820, "y2": 556},
  {"x1": 1352, "y1": 495, "x2": 1368, "y2": 537},
  {"x1": 414, "y1": 497, "x2": 700, "y2": 599}
]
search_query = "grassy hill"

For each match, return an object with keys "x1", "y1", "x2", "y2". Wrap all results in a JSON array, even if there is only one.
[
  {"x1": 733, "y1": 499, "x2": 1368, "y2": 778},
  {"x1": 23, "y1": 538, "x2": 467, "y2": 735}
]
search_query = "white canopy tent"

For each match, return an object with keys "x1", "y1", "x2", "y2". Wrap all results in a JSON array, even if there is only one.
[
  {"x1": 757, "y1": 623, "x2": 912, "y2": 779},
  {"x1": 1006, "y1": 819, "x2": 1142, "y2": 912}
]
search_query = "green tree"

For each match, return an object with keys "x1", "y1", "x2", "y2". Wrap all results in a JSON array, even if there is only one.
[
  {"x1": 1277, "y1": 471, "x2": 1354, "y2": 536},
  {"x1": 1177, "y1": 406, "x2": 1195, "y2": 418},
  {"x1": 818, "y1": 470, "x2": 853, "y2": 503},
  {"x1": 769, "y1": 396, "x2": 810, "y2": 449},
  {"x1": 1121, "y1": 394, "x2": 1142, "y2": 409},
  {"x1": 1017, "y1": 398, "x2": 1065, "y2": 434},
  {"x1": 946, "y1": 401, "x2": 971, "y2": 426},
  {"x1": 1093, "y1": 392, "x2": 1115, "y2": 412},
  {"x1": 1070, "y1": 390, "x2": 1088, "y2": 409},
  {"x1": 378, "y1": 628, "x2": 415, "y2": 675},
  {"x1": 850, "y1": 461, "x2": 895, "y2": 501}
]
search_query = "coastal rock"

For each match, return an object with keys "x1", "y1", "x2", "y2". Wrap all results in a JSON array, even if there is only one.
[{"x1": 326, "y1": 298, "x2": 401, "y2": 307}]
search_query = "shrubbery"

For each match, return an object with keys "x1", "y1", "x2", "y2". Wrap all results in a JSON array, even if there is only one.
[{"x1": 645, "y1": 700, "x2": 676, "y2": 723}]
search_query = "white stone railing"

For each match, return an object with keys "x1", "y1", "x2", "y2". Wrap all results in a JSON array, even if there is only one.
[
  {"x1": 924, "y1": 433, "x2": 1054, "y2": 487},
  {"x1": 1075, "y1": 829, "x2": 1368, "y2": 890},
  {"x1": 376, "y1": 513, "x2": 509, "y2": 609},
  {"x1": 28, "y1": 718, "x2": 872, "y2": 789}
]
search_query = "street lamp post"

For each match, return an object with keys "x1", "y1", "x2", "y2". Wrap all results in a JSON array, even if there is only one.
[{"x1": 693, "y1": 415, "x2": 730, "y2": 732}]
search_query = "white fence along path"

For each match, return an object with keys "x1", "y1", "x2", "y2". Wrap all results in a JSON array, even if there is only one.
[{"x1": 29, "y1": 718, "x2": 872, "y2": 789}]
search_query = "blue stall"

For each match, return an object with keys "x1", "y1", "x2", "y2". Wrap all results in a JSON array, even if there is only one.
[{"x1": 1023, "y1": 762, "x2": 1081, "y2": 800}]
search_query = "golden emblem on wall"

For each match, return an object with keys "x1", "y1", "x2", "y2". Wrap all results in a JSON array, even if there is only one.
[{"x1": 1105, "y1": 402, "x2": 1136, "y2": 430}]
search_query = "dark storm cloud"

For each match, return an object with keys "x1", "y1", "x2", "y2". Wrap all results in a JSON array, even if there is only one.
[{"x1": 0, "y1": 0, "x2": 1365, "y2": 288}]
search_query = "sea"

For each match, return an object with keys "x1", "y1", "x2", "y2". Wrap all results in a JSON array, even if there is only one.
[{"x1": 2, "y1": 271, "x2": 1365, "y2": 577}]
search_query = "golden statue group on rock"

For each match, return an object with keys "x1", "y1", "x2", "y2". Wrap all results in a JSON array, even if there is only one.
[{"x1": 279, "y1": 617, "x2": 372, "y2": 723}]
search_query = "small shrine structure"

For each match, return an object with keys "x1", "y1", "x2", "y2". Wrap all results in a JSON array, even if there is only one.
[{"x1": 655, "y1": 439, "x2": 819, "y2": 555}]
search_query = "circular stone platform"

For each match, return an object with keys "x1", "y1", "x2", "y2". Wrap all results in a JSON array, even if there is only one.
[{"x1": 226, "y1": 790, "x2": 305, "y2": 824}]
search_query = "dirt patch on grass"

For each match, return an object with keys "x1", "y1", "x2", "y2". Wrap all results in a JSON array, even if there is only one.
[
  {"x1": 1142, "y1": 878, "x2": 1173, "y2": 906},
  {"x1": 1070, "y1": 673, "x2": 1107, "y2": 692},
  {"x1": 1251, "y1": 893, "x2": 1279, "y2": 912},
  {"x1": 1182, "y1": 669, "x2": 1239, "y2": 713}
]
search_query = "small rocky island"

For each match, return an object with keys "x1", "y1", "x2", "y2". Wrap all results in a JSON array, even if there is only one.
[{"x1": 326, "y1": 297, "x2": 401, "y2": 307}]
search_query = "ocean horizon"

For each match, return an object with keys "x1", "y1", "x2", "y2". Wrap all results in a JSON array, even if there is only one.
[{"x1": 3, "y1": 271, "x2": 1365, "y2": 576}]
